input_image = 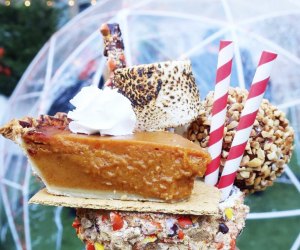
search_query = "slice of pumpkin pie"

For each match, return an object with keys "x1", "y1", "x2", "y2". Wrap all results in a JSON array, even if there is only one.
[{"x1": 0, "y1": 113, "x2": 210, "y2": 202}]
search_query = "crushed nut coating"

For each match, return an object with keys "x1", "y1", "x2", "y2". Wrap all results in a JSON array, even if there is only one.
[
  {"x1": 187, "y1": 87, "x2": 294, "y2": 194},
  {"x1": 0, "y1": 112, "x2": 70, "y2": 141},
  {"x1": 100, "y1": 23, "x2": 126, "y2": 87}
]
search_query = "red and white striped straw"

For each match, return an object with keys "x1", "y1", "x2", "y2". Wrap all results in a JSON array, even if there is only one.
[
  {"x1": 217, "y1": 51, "x2": 278, "y2": 201},
  {"x1": 205, "y1": 41, "x2": 234, "y2": 186}
]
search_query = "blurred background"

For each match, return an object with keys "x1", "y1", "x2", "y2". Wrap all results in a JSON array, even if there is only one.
[{"x1": 0, "y1": 0, "x2": 299, "y2": 249}]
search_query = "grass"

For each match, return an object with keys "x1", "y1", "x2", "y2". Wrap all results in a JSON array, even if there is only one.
[
  {"x1": 60, "y1": 208, "x2": 83, "y2": 250},
  {"x1": 29, "y1": 205, "x2": 83, "y2": 250},
  {"x1": 236, "y1": 183, "x2": 300, "y2": 250},
  {"x1": 237, "y1": 217, "x2": 300, "y2": 250},
  {"x1": 245, "y1": 182, "x2": 300, "y2": 212}
]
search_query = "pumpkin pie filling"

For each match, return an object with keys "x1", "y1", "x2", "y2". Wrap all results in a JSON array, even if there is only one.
[{"x1": 1, "y1": 114, "x2": 210, "y2": 202}]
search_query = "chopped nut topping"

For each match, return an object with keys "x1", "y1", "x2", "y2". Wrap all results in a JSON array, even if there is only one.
[{"x1": 187, "y1": 87, "x2": 294, "y2": 194}]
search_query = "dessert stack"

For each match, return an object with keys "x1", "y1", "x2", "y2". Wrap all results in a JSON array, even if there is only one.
[{"x1": 0, "y1": 23, "x2": 294, "y2": 250}]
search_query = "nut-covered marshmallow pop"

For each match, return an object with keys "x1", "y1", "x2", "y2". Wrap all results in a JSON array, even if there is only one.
[{"x1": 188, "y1": 87, "x2": 294, "y2": 194}]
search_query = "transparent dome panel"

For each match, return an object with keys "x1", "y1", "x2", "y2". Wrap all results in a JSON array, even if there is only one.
[
  {"x1": 2, "y1": 152, "x2": 27, "y2": 184},
  {"x1": 127, "y1": 14, "x2": 222, "y2": 65},
  {"x1": 132, "y1": 0, "x2": 227, "y2": 22},
  {"x1": 189, "y1": 40, "x2": 241, "y2": 97},
  {"x1": 1, "y1": 185, "x2": 24, "y2": 234},
  {"x1": 5, "y1": 94, "x2": 41, "y2": 120},
  {"x1": 240, "y1": 15, "x2": 300, "y2": 59},
  {"x1": 51, "y1": 25, "x2": 100, "y2": 75},
  {"x1": 12, "y1": 45, "x2": 49, "y2": 98},
  {"x1": 227, "y1": 0, "x2": 300, "y2": 22},
  {"x1": 45, "y1": 39, "x2": 104, "y2": 114}
]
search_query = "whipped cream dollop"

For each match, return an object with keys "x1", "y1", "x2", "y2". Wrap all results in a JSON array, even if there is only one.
[{"x1": 67, "y1": 86, "x2": 136, "y2": 136}]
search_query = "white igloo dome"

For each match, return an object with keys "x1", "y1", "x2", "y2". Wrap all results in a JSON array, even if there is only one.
[{"x1": 1, "y1": 0, "x2": 300, "y2": 249}]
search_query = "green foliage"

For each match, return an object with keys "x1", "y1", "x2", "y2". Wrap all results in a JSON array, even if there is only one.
[{"x1": 0, "y1": 1, "x2": 59, "y2": 96}]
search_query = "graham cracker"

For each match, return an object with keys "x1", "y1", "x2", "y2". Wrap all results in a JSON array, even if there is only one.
[{"x1": 29, "y1": 180, "x2": 221, "y2": 215}]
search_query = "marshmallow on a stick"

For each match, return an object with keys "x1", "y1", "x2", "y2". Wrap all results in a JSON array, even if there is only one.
[{"x1": 113, "y1": 60, "x2": 201, "y2": 131}]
